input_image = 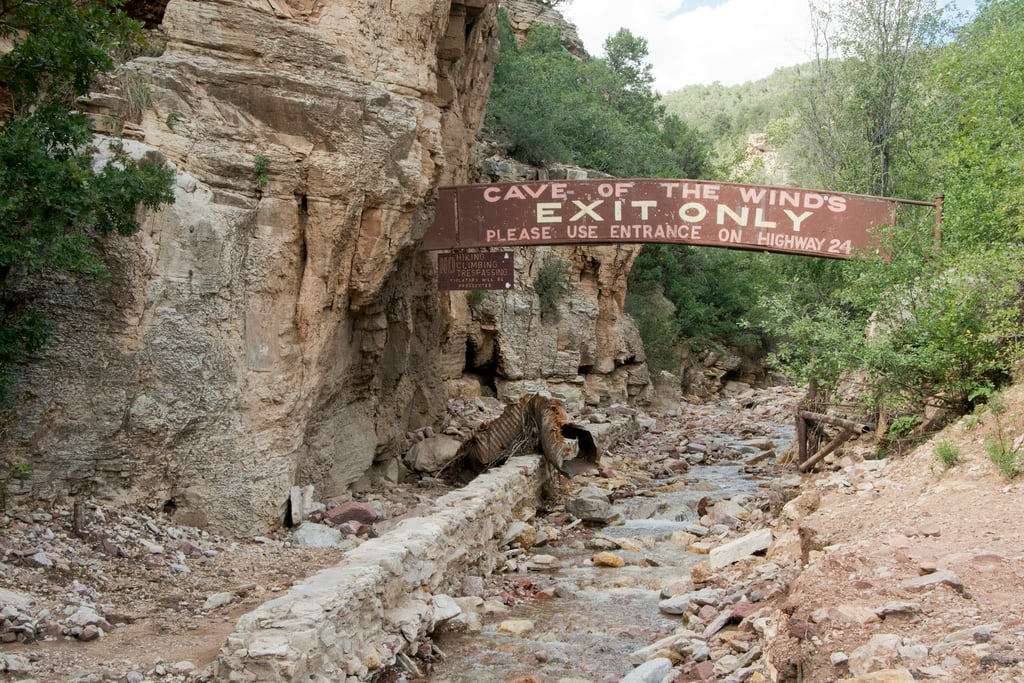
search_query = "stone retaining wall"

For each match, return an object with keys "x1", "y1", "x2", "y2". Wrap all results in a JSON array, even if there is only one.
[{"x1": 216, "y1": 456, "x2": 545, "y2": 682}]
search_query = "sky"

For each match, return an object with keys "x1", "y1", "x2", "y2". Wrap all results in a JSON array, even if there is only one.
[{"x1": 561, "y1": 0, "x2": 979, "y2": 93}]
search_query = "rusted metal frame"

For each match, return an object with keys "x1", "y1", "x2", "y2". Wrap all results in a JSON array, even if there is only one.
[
  {"x1": 799, "y1": 428, "x2": 856, "y2": 473},
  {"x1": 886, "y1": 194, "x2": 945, "y2": 257},
  {"x1": 452, "y1": 394, "x2": 600, "y2": 478},
  {"x1": 798, "y1": 410, "x2": 872, "y2": 434}
]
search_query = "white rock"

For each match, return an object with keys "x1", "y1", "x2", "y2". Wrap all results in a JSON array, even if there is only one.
[
  {"x1": 247, "y1": 634, "x2": 291, "y2": 657},
  {"x1": 658, "y1": 595, "x2": 691, "y2": 615},
  {"x1": 140, "y1": 540, "x2": 164, "y2": 554},
  {"x1": 498, "y1": 619, "x2": 535, "y2": 636},
  {"x1": 619, "y1": 657, "x2": 673, "y2": 683},
  {"x1": 68, "y1": 606, "x2": 106, "y2": 627},
  {"x1": 0, "y1": 587, "x2": 34, "y2": 609},
  {"x1": 203, "y1": 591, "x2": 234, "y2": 611},
  {"x1": 709, "y1": 528, "x2": 773, "y2": 569},
  {"x1": 431, "y1": 594, "x2": 462, "y2": 625},
  {"x1": 292, "y1": 522, "x2": 343, "y2": 548},
  {"x1": 849, "y1": 633, "x2": 902, "y2": 675}
]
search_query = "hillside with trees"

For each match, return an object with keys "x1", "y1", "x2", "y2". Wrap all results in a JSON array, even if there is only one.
[{"x1": 491, "y1": 0, "x2": 1024, "y2": 438}]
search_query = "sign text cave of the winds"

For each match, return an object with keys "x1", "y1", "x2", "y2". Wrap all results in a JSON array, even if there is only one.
[{"x1": 422, "y1": 179, "x2": 899, "y2": 259}]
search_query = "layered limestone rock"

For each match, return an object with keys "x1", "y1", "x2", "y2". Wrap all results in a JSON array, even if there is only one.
[
  {"x1": 444, "y1": 245, "x2": 650, "y2": 408},
  {"x1": 500, "y1": 0, "x2": 586, "y2": 57},
  {"x1": 2, "y1": 0, "x2": 498, "y2": 535}
]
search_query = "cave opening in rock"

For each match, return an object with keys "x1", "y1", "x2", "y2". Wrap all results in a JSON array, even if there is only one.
[{"x1": 464, "y1": 338, "x2": 497, "y2": 394}]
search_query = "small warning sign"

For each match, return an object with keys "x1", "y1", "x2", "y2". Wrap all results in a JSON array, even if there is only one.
[{"x1": 437, "y1": 251, "x2": 514, "y2": 291}]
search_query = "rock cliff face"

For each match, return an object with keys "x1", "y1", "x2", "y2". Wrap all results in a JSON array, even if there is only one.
[
  {"x1": 499, "y1": 0, "x2": 586, "y2": 57},
  {"x1": 3, "y1": 0, "x2": 499, "y2": 535},
  {"x1": 3, "y1": 0, "x2": 651, "y2": 536},
  {"x1": 443, "y1": 154, "x2": 650, "y2": 407}
]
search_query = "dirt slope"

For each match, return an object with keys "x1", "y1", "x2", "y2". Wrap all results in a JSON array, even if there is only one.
[{"x1": 765, "y1": 384, "x2": 1024, "y2": 681}]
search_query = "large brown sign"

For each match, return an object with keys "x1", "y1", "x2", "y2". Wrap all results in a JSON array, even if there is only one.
[{"x1": 422, "y1": 179, "x2": 903, "y2": 259}]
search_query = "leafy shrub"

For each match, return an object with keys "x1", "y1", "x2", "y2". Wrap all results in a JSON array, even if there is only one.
[
  {"x1": 486, "y1": 13, "x2": 709, "y2": 179},
  {"x1": 888, "y1": 415, "x2": 921, "y2": 438},
  {"x1": 983, "y1": 392, "x2": 1022, "y2": 479},
  {"x1": 253, "y1": 154, "x2": 270, "y2": 187},
  {"x1": 934, "y1": 439, "x2": 963, "y2": 469},
  {"x1": 534, "y1": 256, "x2": 571, "y2": 320},
  {"x1": 465, "y1": 289, "x2": 487, "y2": 310},
  {"x1": 985, "y1": 435, "x2": 1022, "y2": 479},
  {"x1": 0, "y1": 0, "x2": 176, "y2": 399}
]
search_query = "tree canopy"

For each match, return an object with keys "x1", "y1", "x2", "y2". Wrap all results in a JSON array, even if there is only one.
[{"x1": 486, "y1": 13, "x2": 710, "y2": 179}]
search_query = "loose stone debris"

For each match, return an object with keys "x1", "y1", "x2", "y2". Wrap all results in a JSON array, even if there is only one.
[{"x1": 5, "y1": 382, "x2": 1024, "y2": 682}]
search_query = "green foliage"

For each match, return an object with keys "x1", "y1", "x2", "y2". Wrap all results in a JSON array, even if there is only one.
[
  {"x1": 928, "y1": 0, "x2": 1024, "y2": 248},
  {"x1": 253, "y1": 154, "x2": 270, "y2": 187},
  {"x1": 982, "y1": 393, "x2": 1023, "y2": 478},
  {"x1": 795, "y1": 0, "x2": 950, "y2": 197},
  {"x1": 165, "y1": 110, "x2": 181, "y2": 129},
  {"x1": 756, "y1": 0, "x2": 1024, "y2": 426},
  {"x1": 0, "y1": 0, "x2": 176, "y2": 399},
  {"x1": 624, "y1": 282, "x2": 679, "y2": 372},
  {"x1": 628, "y1": 245, "x2": 769, "y2": 353},
  {"x1": 934, "y1": 439, "x2": 963, "y2": 469},
  {"x1": 662, "y1": 64, "x2": 809, "y2": 179},
  {"x1": 465, "y1": 289, "x2": 487, "y2": 310},
  {"x1": 986, "y1": 434, "x2": 1022, "y2": 479},
  {"x1": 486, "y1": 13, "x2": 709, "y2": 178},
  {"x1": 888, "y1": 414, "x2": 921, "y2": 438},
  {"x1": 534, "y1": 256, "x2": 571, "y2": 320}
]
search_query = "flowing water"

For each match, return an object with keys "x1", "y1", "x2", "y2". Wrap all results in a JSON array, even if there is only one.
[{"x1": 425, "y1": 411, "x2": 795, "y2": 683}]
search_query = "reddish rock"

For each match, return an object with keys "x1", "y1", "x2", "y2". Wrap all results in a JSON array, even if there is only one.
[
  {"x1": 694, "y1": 660, "x2": 715, "y2": 680},
  {"x1": 324, "y1": 501, "x2": 378, "y2": 526},
  {"x1": 78, "y1": 625, "x2": 102, "y2": 641},
  {"x1": 788, "y1": 619, "x2": 820, "y2": 640},
  {"x1": 535, "y1": 587, "x2": 557, "y2": 600},
  {"x1": 732, "y1": 600, "x2": 763, "y2": 620}
]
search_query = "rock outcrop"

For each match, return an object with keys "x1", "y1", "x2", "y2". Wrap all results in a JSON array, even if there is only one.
[
  {"x1": 500, "y1": 0, "x2": 586, "y2": 57},
  {"x1": 2, "y1": 0, "x2": 499, "y2": 536},
  {"x1": 2, "y1": 0, "x2": 652, "y2": 536}
]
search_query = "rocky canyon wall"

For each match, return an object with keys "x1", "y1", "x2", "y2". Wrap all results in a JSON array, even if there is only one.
[
  {"x1": 2, "y1": 0, "x2": 651, "y2": 536},
  {"x1": 3, "y1": 0, "x2": 498, "y2": 535}
]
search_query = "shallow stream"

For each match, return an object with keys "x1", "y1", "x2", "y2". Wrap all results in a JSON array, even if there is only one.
[{"x1": 426, "y1": 414, "x2": 794, "y2": 683}]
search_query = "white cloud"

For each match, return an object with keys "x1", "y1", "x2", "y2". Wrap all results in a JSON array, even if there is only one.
[
  {"x1": 562, "y1": 0, "x2": 980, "y2": 93},
  {"x1": 563, "y1": 0, "x2": 815, "y2": 92}
]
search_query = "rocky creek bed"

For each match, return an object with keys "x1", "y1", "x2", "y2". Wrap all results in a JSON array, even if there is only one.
[{"x1": 4, "y1": 382, "x2": 1024, "y2": 682}]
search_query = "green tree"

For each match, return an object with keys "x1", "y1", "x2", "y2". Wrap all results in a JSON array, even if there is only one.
[
  {"x1": 797, "y1": 0, "x2": 948, "y2": 196},
  {"x1": 627, "y1": 245, "x2": 770, "y2": 367},
  {"x1": 928, "y1": 0, "x2": 1024, "y2": 247},
  {"x1": 0, "y1": 0, "x2": 175, "y2": 398},
  {"x1": 602, "y1": 29, "x2": 661, "y2": 121},
  {"x1": 761, "y1": 0, "x2": 1024, "y2": 421},
  {"x1": 486, "y1": 13, "x2": 709, "y2": 179}
]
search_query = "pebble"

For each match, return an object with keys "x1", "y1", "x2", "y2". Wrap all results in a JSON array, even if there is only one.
[
  {"x1": 591, "y1": 552, "x2": 625, "y2": 568},
  {"x1": 498, "y1": 619, "x2": 535, "y2": 636}
]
